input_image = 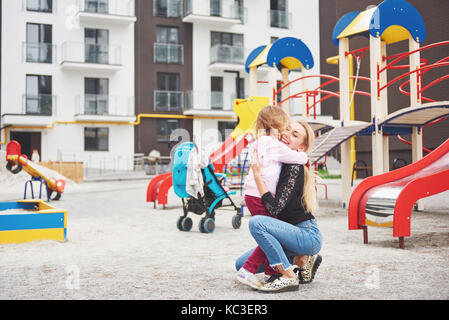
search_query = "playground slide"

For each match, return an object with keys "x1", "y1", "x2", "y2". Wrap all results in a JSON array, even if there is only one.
[
  {"x1": 348, "y1": 138, "x2": 449, "y2": 248},
  {"x1": 5, "y1": 141, "x2": 66, "y2": 200},
  {"x1": 146, "y1": 96, "x2": 268, "y2": 208}
]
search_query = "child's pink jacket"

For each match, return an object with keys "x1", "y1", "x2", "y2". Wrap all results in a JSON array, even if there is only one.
[{"x1": 244, "y1": 135, "x2": 308, "y2": 198}]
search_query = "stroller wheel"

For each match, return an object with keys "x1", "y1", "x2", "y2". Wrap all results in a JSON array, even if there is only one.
[
  {"x1": 203, "y1": 218, "x2": 215, "y2": 233},
  {"x1": 232, "y1": 214, "x2": 242, "y2": 229},
  {"x1": 176, "y1": 217, "x2": 184, "y2": 231},
  {"x1": 199, "y1": 218, "x2": 206, "y2": 233},
  {"x1": 181, "y1": 217, "x2": 193, "y2": 232}
]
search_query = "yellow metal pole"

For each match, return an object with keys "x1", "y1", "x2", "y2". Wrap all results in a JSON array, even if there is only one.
[{"x1": 348, "y1": 54, "x2": 356, "y2": 179}]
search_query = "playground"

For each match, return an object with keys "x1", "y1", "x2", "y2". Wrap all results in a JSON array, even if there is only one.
[
  {"x1": 0, "y1": 175, "x2": 448, "y2": 299},
  {"x1": 1, "y1": 0, "x2": 448, "y2": 299}
]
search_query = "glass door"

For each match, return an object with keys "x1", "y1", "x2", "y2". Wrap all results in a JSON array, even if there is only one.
[
  {"x1": 85, "y1": 78, "x2": 109, "y2": 115},
  {"x1": 85, "y1": 28, "x2": 109, "y2": 64}
]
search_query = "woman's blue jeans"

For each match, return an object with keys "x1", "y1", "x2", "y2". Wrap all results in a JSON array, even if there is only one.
[{"x1": 235, "y1": 216, "x2": 322, "y2": 272}]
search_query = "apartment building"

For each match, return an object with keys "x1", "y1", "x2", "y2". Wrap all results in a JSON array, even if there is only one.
[
  {"x1": 1, "y1": 0, "x2": 136, "y2": 170},
  {"x1": 186, "y1": 0, "x2": 321, "y2": 154},
  {"x1": 135, "y1": 0, "x2": 321, "y2": 157},
  {"x1": 134, "y1": 0, "x2": 193, "y2": 158}
]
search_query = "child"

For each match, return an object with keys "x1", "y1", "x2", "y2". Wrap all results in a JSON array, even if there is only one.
[{"x1": 236, "y1": 106, "x2": 309, "y2": 289}]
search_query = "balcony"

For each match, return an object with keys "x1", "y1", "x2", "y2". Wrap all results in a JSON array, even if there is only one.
[
  {"x1": 75, "y1": 94, "x2": 135, "y2": 122},
  {"x1": 76, "y1": 0, "x2": 136, "y2": 26},
  {"x1": 153, "y1": 0, "x2": 182, "y2": 18},
  {"x1": 23, "y1": 42, "x2": 56, "y2": 64},
  {"x1": 154, "y1": 43, "x2": 184, "y2": 64},
  {"x1": 154, "y1": 91, "x2": 184, "y2": 112},
  {"x1": 183, "y1": 91, "x2": 236, "y2": 117},
  {"x1": 269, "y1": 10, "x2": 291, "y2": 29},
  {"x1": 209, "y1": 45, "x2": 245, "y2": 72},
  {"x1": 60, "y1": 42, "x2": 122, "y2": 72},
  {"x1": 183, "y1": 0, "x2": 246, "y2": 26},
  {"x1": 2, "y1": 94, "x2": 56, "y2": 126}
]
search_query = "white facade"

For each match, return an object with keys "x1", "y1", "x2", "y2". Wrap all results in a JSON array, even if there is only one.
[
  {"x1": 1, "y1": 0, "x2": 136, "y2": 170},
  {"x1": 184, "y1": 0, "x2": 321, "y2": 149}
]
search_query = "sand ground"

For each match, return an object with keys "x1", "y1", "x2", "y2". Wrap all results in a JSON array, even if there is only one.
[{"x1": 0, "y1": 164, "x2": 448, "y2": 300}]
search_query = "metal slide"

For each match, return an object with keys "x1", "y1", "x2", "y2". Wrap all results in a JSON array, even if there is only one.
[{"x1": 348, "y1": 138, "x2": 449, "y2": 248}]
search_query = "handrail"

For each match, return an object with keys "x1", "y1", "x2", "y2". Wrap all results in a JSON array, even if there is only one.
[
  {"x1": 396, "y1": 134, "x2": 432, "y2": 154},
  {"x1": 378, "y1": 40, "x2": 449, "y2": 100},
  {"x1": 275, "y1": 73, "x2": 371, "y2": 118},
  {"x1": 379, "y1": 40, "x2": 449, "y2": 75},
  {"x1": 379, "y1": 61, "x2": 449, "y2": 93}
]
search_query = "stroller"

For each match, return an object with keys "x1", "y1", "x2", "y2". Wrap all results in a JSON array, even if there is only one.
[{"x1": 172, "y1": 142, "x2": 242, "y2": 233}]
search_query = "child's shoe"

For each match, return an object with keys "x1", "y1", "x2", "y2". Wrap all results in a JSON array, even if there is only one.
[{"x1": 236, "y1": 267, "x2": 262, "y2": 289}]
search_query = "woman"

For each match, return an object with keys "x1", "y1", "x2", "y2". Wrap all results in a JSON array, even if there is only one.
[{"x1": 235, "y1": 120, "x2": 323, "y2": 292}]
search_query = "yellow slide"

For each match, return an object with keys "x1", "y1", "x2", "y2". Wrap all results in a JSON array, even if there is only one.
[
  {"x1": 210, "y1": 96, "x2": 268, "y2": 161},
  {"x1": 230, "y1": 96, "x2": 269, "y2": 139}
]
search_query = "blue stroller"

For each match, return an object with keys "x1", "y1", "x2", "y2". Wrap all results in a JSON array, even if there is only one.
[{"x1": 172, "y1": 142, "x2": 242, "y2": 233}]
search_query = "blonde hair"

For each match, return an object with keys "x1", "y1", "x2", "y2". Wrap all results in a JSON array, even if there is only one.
[
  {"x1": 255, "y1": 106, "x2": 290, "y2": 139},
  {"x1": 297, "y1": 121, "x2": 319, "y2": 213}
]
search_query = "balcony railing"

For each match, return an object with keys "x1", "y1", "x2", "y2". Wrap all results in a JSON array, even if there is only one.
[
  {"x1": 23, "y1": 42, "x2": 55, "y2": 63},
  {"x1": 61, "y1": 42, "x2": 121, "y2": 65},
  {"x1": 154, "y1": 91, "x2": 184, "y2": 112},
  {"x1": 183, "y1": 0, "x2": 246, "y2": 24},
  {"x1": 23, "y1": 94, "x2": 55, "y2": 116},
  {"x1": 75, "y1": 95, "x2": 134, "y2": 117},
  {"x1": 184, "y1": 91, "x2": 235, "y2": 112},
  {"x1": 210, "y1": 45, "x2": 245, "y2": 65},
  {"x1": 153, "y1": 0, "x2": 181, "y2": 17},
  {"x1": 154, "y1": 43, "x2": 184, "y2": 64},
  {"x1": 77, "y1": 0, "x2": 134, "y2": 16},
  {"x1": 269, "y1": 10, "x2": 291, "y2": 29}
]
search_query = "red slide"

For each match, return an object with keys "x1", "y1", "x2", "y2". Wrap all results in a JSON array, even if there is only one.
[
  {"x1": 146, "y1": 133, "x2": 251, "y2": 208},
  {"x1": 348, "y1": 138, "x2": 449, "y2": 249}
]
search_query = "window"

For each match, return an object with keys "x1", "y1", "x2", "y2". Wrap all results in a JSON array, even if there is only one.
[
  {"x1": 157, "y1": 120, "x2": 180, "y2": 142},
  {"x1": 155, "y1": 73, "x2": 182, "y2": 111},
  {"x1": 210, "y1": 32, "x2": 244, "y2": 64},
  {"x1": 210, "y1": 0, "x2": 243, "y2": 19},
  {"x1": 85, "y1": 28, "x2": 109, "y2": 64},
  {"x1": 84, "y1": 0, "x2": 109, "y2": 14},
  {"x1": 211, "y1": 31, "x2": 243, "y2": 47},
  {"x1": 85, "y1": 78, "x2": 109, "y2": 115},
  {"x1": 26, "y1": 23, "x2": 52, "y2": 63},
  {"x1": 157, "y1": 26, "x2": 179, "y2": 44},
  {"x1": 270, "y1": 0, "x2": 289, "y2": 29},
  {"x1": 218, "y1": 121, "x2": 237, "y2": 142},
  {"x1": 270, "y1": 0, "x2": 286, "y2": 11},
  {"x1": 236, "y1": 77, "x2": 245, "y2": 99},
  {"x1": 210, "y1": 0, "x2": 221, "y2": 16},
  {"x1": 276, "y1": 80, "x2": 282, "y2": 104},
  {"x1": 271, "y1": 36, "x2": 279, "y2": 44},
  {"x1": 84, "y1": 128, "x2": 109, "y2": 151},
  {"x1": 157, "y1": 73, "x2": 180, "y2": 91},
  {"x1": 211, "y1": 76, "x2": 223, "y2": 110},
  {"x1": 154, "y1": 26, "x2": 182, "y2": 64},
  {"x1": 27, "y1": 0, "x2": 53, "y2": 13},
  {"x1": 26, "y1": 75, "x2": 52, "y2": 115},
  {"x1": 154, "y1": 0, "x2": 181, "y2": 17}
]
